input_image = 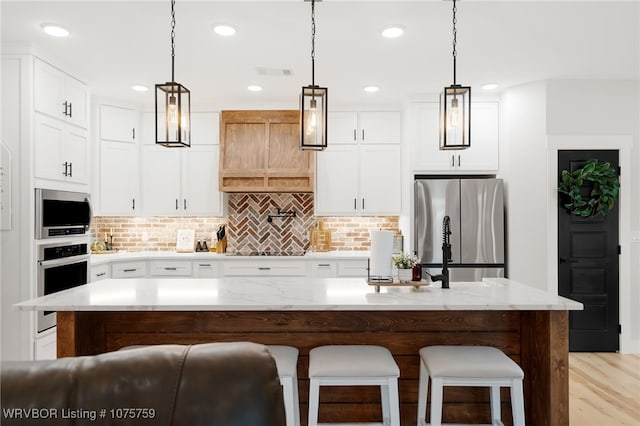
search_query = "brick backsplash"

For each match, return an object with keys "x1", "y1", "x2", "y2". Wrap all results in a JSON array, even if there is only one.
[{"x1": 92, "y1": 195, "x2": 399, "y2": 252}]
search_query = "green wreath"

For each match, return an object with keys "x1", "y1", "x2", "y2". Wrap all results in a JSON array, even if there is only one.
[{"x1": 558, "y1": 159, "x2": 620, "y2": 217}]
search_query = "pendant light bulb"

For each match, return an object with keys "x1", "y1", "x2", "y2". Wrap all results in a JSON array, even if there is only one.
[
  {"x1": 449, "y1": 97, "x2": 459, "y2": 128},
  {"x1": 168, "y1": 95, "x2": 178, "y2": 125},
  {"x1": 307, "y1": 99, "x2": 318, "y2": 135}
]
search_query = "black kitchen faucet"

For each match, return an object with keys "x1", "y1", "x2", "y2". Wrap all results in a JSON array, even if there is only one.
[{"x1": 430, "y1": 216, "x2": 451, "y2": 289}]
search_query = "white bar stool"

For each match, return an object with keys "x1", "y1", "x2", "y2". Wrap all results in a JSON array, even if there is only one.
[
  {"x1": 308, "y1": 345, "x2": 400, "y2": 426},
  {"x1": 417, "y1": 345, "x2": 525, "y2": 426},
  {"x1": 267, "y1": 345, "x2": 301, "y2": 426}
]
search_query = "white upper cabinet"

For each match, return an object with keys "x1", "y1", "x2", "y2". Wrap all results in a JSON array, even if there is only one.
[
  {"x1": 328, "y1": 111, "x2": 401, "y2": 145},
  {"x1": 409, "y1": 101, "x2": 499, "y2": 173},
  {"x1": 33, "y1": 58, "x2": 88, "y2": 129},
  {"x1": 140, "y1": 112, "x2": 224, "y2": 216},
  {"x1": 315, "y1": 110, "x2": 401, "y2": 216},
  {"x1": 96, "y1": 104, "x2": 140, "y2": 215},
  {"x1": 34, "y1": 113, "x2": 89, "y2": 185}
]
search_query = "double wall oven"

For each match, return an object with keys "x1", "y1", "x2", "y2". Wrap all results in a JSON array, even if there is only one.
[{"x1": 35, "y1": 189, "x2": 92, "y2": 332}]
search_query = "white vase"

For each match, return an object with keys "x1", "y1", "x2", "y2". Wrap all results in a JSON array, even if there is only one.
[{"x1": 397, "y1": 267, "x2": 412, "y2": 283}]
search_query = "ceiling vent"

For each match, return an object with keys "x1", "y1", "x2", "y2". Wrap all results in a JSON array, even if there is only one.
[{"x1": 256, "y1": 67, "x2": 293, "y2": 77}]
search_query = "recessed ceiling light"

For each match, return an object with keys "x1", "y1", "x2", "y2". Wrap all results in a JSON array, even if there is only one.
[
  {"x1": 247, "y1": 84, "x2": 263, "y2": 92},
  {"x1": 41, "y1": 23, "x2": 69, "y2": 38},
  {"x1": 364, "y1": 86, "x2": 380, "y2": 93},
  {"x1": 381, "y1": 26, "x2": 405, "y2": 39},
  {"x1": 213, "y1": 25, "x2": 236, "y2": 37},
  {"x1": 481, "y1": 83, "x2": 499, "y2": 91},
  {"x1": 132, "y1": 85, "x2": 149, "y2": 92}
]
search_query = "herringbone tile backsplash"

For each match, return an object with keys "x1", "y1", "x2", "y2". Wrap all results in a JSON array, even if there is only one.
[{"x1": 227, "y1": 193, "x2": 314, "y2": 254}]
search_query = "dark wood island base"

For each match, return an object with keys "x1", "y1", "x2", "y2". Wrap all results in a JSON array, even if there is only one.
[{"x1": 57, "y1": 310, "x2": 569, "y2": 426}]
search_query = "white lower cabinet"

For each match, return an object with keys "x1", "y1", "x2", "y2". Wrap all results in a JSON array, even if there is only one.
[
  {"x1": 149, "y1": 260, "x2": 192, "y2": 277},
  {"x1": 337, "y1": 259, "x2": 369, "y2": 277},
  {"x1": 310, "y1": 261, "x2": 337, "y2": 278},
  {"x1": 91, "y1": 263, "x2": 111, "y2": 282},
  {"x1": 112, "y1": 261, "x2": 147, "y2": 278},
  {"x1": 193, "y1": 261, "x2": 220, "y2": 278},
  {"x1": 223, "y1": 260, "x2": 308, "y2": 277},
  {"x1": 35, "y1": 329, "x2": 57, "y2": 360}
]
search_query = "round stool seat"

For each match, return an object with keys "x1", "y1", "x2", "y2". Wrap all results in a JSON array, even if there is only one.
[
  {"x1": 267, "y1": 345, "x2": 299, "y2": 378},
  {"x1": 309, "y1": 345, "x2": 400, "y2": 377},
  {"x1": 419, "y1": 345, "x2": 524, "y2": 379}
]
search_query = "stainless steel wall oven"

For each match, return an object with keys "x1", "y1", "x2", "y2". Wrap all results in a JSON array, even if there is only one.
[{"x1": 36, "y1": 241, "x2": 89, "y2": 332}]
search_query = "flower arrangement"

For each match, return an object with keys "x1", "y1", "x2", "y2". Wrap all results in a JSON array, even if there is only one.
[{"x1": 392, "y1": 252, "x2": 418, "y2": 269}]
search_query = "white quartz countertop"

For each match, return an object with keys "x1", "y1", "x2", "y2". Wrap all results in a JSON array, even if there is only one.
[
  {"x1": 91, "y1": 250, "x2": 370, "y2": 265},
  {"x1": 16, "y1": 277, "x2": 583, "y2": 312}
]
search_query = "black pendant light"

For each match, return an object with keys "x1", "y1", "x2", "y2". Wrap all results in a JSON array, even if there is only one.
[
  {"x1": 156, "y1": 0, "x2": 191, "y2": 147},
  {"x1": 440, "y1": 0, "x2": 470, "y2": 150},
  {"x1": 300, "y1": 0, "x2": 328, "y2": 151}
]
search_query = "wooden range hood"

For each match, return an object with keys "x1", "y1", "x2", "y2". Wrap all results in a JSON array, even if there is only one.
[{"x1": 219, "y1": 110, "x2": 315, "y2": 193}]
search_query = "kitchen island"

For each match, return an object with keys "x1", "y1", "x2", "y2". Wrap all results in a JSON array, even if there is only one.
[{"x1": 17, "y1": 277, "x2": 581, "y2": 426}]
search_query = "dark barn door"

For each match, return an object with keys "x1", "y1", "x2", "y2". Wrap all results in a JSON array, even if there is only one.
[{"x1": 558, "y1": 150, "x2": 619, "y2": 352}]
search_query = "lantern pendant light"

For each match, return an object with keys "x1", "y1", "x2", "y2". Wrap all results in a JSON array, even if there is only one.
[
  {"x1": 440, "y1": 0, "x2": 470, "y2": 150},
  {"x1": 156, "y1": 0, "x2": 191, "y2": 147},
  {"x1": 300, "y1": 0, "x2": 328, "y2": 150}
]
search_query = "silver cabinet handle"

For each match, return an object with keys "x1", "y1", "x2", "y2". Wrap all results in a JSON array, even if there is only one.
[
  {"x1": 175, "y1": 199, "x2": 179, "y2": 210},
  {"x1": 184, "y1": 199, "x2": 187, "y2": 210},
  {"x1": 362, "y1": 129, "x2": 365, "y2": 140},
  {"x1": 457, "y1": 155, "x2": 461, "y2": 167},
  {"x1": 62, "y1": 101, "x2": 68, "y2": 116},
  {"x1": 132, "y1": 128, "x2": 136, "y2": 140},
  {"x1": 258, "y1": 267, "x2": 270, "y2": 271},
  {"x1": 164, "y1": 267, "x2": 177, "y2": 271},
  {"x1": 62, "y1": 162, "x2": 68, "y2": 176},
  {"x1": 68, "y1": 162, "x2": 72, "y2": 177},
  {"x1": 451, "y1": 155, "x2": 455, "y2": 168},
  {"x1": 123, "y1": 268, "x2": 137, "y2": 272},
  {"x1": 362, "y1": 198, "x2": 365, "y2": 210},
  {"x1": 317, "y1": 263, "x2": 331, "y2": 267},
  {"x1": 199, "y1": 264, "x2": 211, "y2": 267},
  {"x1": 132, "y1": 199, "x2": 136, "y2": 210},
  {"x1": 354, "y1": 198, "x2": 357, "y2": 210},
  {"x1": 353, "y1": 129, "x2": 356, "y2": 141},
  {"x1": 96, "y1": 272, "x2": 106, "y2": 277},
  {"x1": 68, "y1": 102, "x2": 72, "y2": 118}
]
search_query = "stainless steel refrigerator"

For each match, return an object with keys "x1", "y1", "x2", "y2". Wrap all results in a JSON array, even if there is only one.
[{"x1": 414, "y1": 177, "x2": 505, "y2": 281}]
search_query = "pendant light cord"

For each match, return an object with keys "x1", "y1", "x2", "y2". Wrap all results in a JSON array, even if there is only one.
[
  {"x1": 171, "y1": 0, "x2": 176, "y2": 82},
  {"x1": 452, "y1": 0, "x2": 457, "y2": 86},
  {"x1": 311, "y1": 0, "x2": 316, "y2": 87}
]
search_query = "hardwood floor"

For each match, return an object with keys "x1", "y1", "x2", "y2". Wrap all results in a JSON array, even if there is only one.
[{"x1": 570, "y1": 353, "x2": 640, "y2": 425}]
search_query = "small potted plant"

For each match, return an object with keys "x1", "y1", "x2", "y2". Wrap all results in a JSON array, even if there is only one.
[{"x1": 392, "y1": 252, "x2": 418, "y2": 283}]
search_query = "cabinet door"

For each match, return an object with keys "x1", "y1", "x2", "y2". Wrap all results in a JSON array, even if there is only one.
[
  {"x1": 190, "y1": 112, "x2": 219, "y2": 145},
  {"x1": 112, "y1": 261, "x2": 147, "y2": 278},
  {"x1": 33, "y1": 58, "x2": 66, "y2": 121},
  {"x1": 458, "y1": 102, "x2": 499, "y2": 171},
  {"x1": 65, "y1": 77, "x2": 89, "y2": 129},
  {"x1": 181, "y1": 146, "x2": 223, "y2": 215},
  {"x1": 193, "y1": 261, "x2": 219, "y2": 278},
  {"x1": 100, "y1": 140, "x2": 139, "y2": 215},
  {"x1": 410, "y1": 103, "x2": 454, "y2": 171},
  {"x1": 34, "y1": 114, "x2": 65, "y2": 181},
  {"x1": 359, "y1": 111, "x2": 401, "y2": 144},
  {"x1": 91, "y1": 264, "x2": 111, "y2": 282},
  {"x1": 65, "y1": 126, "x2": 89, "y2": 184},
  {"x1": 359, "y1": 145, "x2": 401, "y2": 215},
  {"x1": 100, "y1": 105, "x2": 137, "y2": 143},
  {"x1": 328, "y1": 111, "x2": 358, "y2": 145},
  {"x1": 315, "y1": 146, "x2": 358, "y2": 215},
  {"x1": 141, "y1": 146, "x2": 181, "y2": 215}
]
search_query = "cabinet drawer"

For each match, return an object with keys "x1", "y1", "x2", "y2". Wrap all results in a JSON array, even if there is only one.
[
  {"x1": 91, "y1": 264, "x2": 111, "y2": 282},
  {"x1": 149, "y1": 260, "x2": 192, "y2": 277},
  {"x1": 193, "y1": 261, "x2": 219, "y2": 278},
  {"x1": 337, "y1": 259, "x2": 369, "y2": 277},
  {"x1": 223, "y1": 260, "x2": 307, "y2": 277},
  {"x1": 310, "y1": 261, "x2": 337, "y2": 278},
  {"x1": 112, "y1": 261, "x2": 147, "y2": 278}
]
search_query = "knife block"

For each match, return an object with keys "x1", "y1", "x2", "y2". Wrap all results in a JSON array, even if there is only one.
[{"x1": 216, "y1": 237, "x2": 227, "y2": 253}]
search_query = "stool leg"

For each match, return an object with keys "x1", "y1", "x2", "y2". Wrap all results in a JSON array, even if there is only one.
[
  {"x1": 490, "y1": 385, "x2": 501, "y2": 424},
  {"x1": 308, "y1": 378, "x2": 320, "y2": 426},
  {"x1": 429, "y1": 377, "x2": 444, "y2": 426},
  {"x1": 387, "y1": 377, "x2": 401, "y2": 426},
  {"x1": 292, "y1": 373, "x2": 301, "y2": 426},
  {"x1": 511, "y1": 379, "x2": 525, "y2": 426},
  {"x1": 381, "y1": 383, "x2": 390, "y2": 424},
  {"x1": 281, "y1": 377, "x2": 297, "y2": 426},
  {"x1": 417, "y1": 361, "x2": 428, "y2": 426}
]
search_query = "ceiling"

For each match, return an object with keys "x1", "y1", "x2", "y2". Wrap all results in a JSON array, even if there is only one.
[{"x1": 2, "y1": 1, "x2": 638, "y2": 110}]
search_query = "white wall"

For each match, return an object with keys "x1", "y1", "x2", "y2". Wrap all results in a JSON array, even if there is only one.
[
  {"x1": 1, "y1": 56, "x2": 33, "y2": 361},
  {"x1": 501, "y1": 79, "x2": 640, "y2": 353},
  {"x1": 499, "y1": 81, "x2": 549, "y2": 289}
]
